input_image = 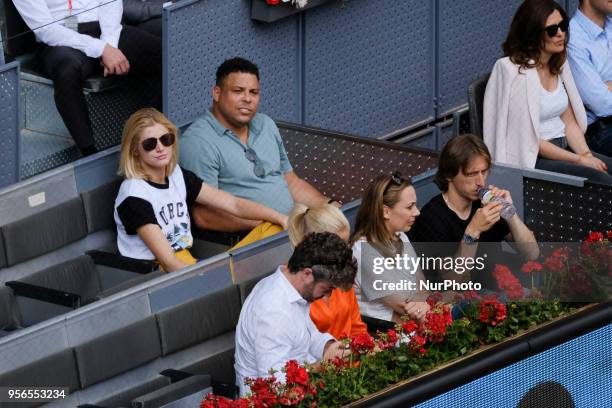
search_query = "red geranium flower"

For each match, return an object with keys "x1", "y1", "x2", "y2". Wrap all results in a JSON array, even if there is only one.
[
  {"x1": 278, "y1": 385, "x2": 306, "y2": 406},
  {"x1": 349, "y1": 332, "x2": 375, "y2": 355},
  {"x1": 401, "y1": 320, "x2": 418, "y2": 334},
  {"x1": 607, "y1": 230, "x2": 612, "y2": 241},
  {"x1": 246, "y1": 376, "x2": 278, "y2": 407},
  {"x1": 479, "y1": 299, "x2": 507, "y2": 326},
  {"x1": 543, "y1": 255, "x2": 565, "y2": 273},
  {"x1": 230, "y1": 399, "x2": 249, "y2": 408},
  {"x1": 376, "y1": 329, "x2": 398, "y2": 350},
  {"x1": 329, "y1": 356, "x2": 348, "y2": 371},
  {"x1": 412, "y1": 334, "x2": 427, "y2": 354},
  {"x1": 200, "y1": 394, "x2": 235, "y2": 408},
  {"x1": 285, "y1": 360, "x2": 309, "y2": 386},
  {"x1": 423, "y1": 304, "x2": 453, "y2": 342},
  {"x1": 492, "y1": 264, "x2": 524, "y2": 299},
  {"x1": 521, "y1": 260, "x2": 543, "y2": 274},
  {"x1": 585, "y1": 231, "x2": 604, "y2": 243}
]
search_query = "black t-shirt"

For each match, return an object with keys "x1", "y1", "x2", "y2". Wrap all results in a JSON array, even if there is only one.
[
  {"x1": 408, "y1": 194, "x2": 511, "y2": 289},
  {"x1": 117, "y1": 167, "x2": 203, "y2": 235}
]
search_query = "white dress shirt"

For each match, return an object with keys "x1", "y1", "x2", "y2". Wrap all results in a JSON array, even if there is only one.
[
  {"x1": 234, "y1": 267, "x2": 334, "y2": 396},
  {"x1": 13, "y1": 0, "x2": 123, "y2": 58}
]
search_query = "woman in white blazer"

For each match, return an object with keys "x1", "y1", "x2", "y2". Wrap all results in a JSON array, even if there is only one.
[{"x1": 484, "y1": 0, "x2": 612, "y2": 185}]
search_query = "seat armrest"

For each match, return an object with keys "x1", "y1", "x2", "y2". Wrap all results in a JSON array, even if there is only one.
[
  {"x1": 160, "y1": 369, "x2": 237, "y2": 399},
  {"x1": 86, "y1": 250, "x2": 159, "y2": 274},
  {"x1": 160, "y1": 368, "x2": 194, "y2": 383},
  {"x1": 132, "y1": 374, "x2": 212, "y2": 408},
  {"x1": 5, "y1": 281, "x2": 81, "y2": 308}
]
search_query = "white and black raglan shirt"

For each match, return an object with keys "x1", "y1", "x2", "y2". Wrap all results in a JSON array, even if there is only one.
[{"x1": 114, "y1": 166, "x2": 203, "y2": 260}]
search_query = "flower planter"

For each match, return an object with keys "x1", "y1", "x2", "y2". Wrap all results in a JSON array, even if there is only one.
[
  {"x1": 201, "y1": 299, "x2": 610, "y2": 407},
  {"x1": 345, "y1": 303, "x2": 609, "y2": 407},
  {"x1": 250, "y1": 0, "x2": 335, "y2": 23}
]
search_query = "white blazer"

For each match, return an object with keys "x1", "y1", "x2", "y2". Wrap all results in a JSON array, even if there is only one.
[{"x1": 483, "y1": 57, "x2": 587, "y2": 169}]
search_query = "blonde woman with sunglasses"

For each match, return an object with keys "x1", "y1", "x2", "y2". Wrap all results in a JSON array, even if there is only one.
[{"x1": 114, "y1": 108, "x2": 287, "y2": 272}]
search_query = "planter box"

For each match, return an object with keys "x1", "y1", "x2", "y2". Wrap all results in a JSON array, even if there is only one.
[
  {"x1": 346, "y1": 303, "x2": 611, "y2": 407},
  {"x1": 251, "y1": 0, "x2": 334, "y2": 23}
]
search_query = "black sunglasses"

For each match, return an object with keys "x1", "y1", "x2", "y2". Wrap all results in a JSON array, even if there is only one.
[
  {"x1": 245, "y1": 147, "x2": 265, "y2": 178},
  {"x1": 141, "y1": 133, "x2": 175, "y2": 152},
  {"x1": 383, "y1": 171, "x2": 405, "y2": 194},
  {"x1": 544, "y1": 19, "x2": 568, "y2": 38}
]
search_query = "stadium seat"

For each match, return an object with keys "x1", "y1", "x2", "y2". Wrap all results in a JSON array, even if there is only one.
[{"x1": 467, "y1": 73, "x2": 490, "y2": 139}]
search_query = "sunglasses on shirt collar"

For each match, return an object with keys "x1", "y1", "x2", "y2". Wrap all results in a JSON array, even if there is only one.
[
  {"x1": 141, "y1": 133, "x2": 175, "y2": 152},
  {"x1": 244, "y1": 147, "x2": 265, "y2": 178},
  {"x1": 544, "y1": 19, "x2": 568, "y2": 38}
]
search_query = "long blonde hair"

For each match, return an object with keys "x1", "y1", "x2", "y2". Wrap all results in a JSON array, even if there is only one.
[
  {"x1": 288, "y1": 203, "x2": 350, "y2": 246},
  {"x1": 118, "y1": 108, "x2": 179, "y2": 179},
  {"x1": 350, "y1": 173, "x2": 413, "y2": 258}
]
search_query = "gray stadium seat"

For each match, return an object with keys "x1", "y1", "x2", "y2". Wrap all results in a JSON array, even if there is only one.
[{"x1": 0, "y1": 286, "x2": 22, "y2": 336}]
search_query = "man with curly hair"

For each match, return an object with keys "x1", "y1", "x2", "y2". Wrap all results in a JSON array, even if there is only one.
[{"x1": 234, "y1": 232, "x2": 356, "y2": 396}]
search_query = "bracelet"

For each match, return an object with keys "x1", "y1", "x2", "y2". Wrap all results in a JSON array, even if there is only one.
[{"x1": 579, "y1": 151, "x2": 593, "y2": 157}]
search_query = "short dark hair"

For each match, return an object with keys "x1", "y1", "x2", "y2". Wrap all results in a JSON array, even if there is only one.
[
  {"x1": 435, "y1": 134, "x2": 492, "y2": 192},
  {"x1": 287, "y1": 232, "x2": 357, "y2": 291},
  {"x1": 215, "y1": 57, "x2": 260, "y2": 86},
  {"x1": 503, "y1": 0, "x2": 569, "y2": 76}
]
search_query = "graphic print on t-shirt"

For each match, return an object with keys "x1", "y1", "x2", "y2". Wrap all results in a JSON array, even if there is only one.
[{"x1": 166, "y1": 222, "x2": 193, "y2": 251}]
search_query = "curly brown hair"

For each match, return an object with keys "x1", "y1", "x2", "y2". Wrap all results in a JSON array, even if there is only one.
[
  {"x1": 502, "y1": 0, "x2": 569, "y2": 75},
  {"x1": 287, "y1": 232, "x2": 357, "y2": 290}
]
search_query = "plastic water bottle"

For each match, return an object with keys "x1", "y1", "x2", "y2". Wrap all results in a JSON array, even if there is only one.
[{"x1": 478, "y1": 188, "x2": 516, "y2": 220}]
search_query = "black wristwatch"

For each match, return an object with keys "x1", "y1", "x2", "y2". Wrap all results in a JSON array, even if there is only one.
[{"x1": 462, "y1": 233, "x2": 479, "y2": 245}]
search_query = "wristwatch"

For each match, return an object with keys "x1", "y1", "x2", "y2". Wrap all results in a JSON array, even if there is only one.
[{"x1": 462, "y1": 233, "x2": 479, "y2": 245}]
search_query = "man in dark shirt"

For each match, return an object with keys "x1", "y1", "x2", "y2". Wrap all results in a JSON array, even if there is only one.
[{"x1": 409, "y1": 134, "x2": 539, "y2": 289}]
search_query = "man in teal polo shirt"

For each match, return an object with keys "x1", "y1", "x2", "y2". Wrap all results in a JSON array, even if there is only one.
[{"x1": 180, "y1": 57, "x2": 336, "y2": 232}]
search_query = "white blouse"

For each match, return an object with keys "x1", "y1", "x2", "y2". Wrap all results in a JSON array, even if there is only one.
[{"x1": 539, "y1": 77, "x2": 569, "y2": 141}]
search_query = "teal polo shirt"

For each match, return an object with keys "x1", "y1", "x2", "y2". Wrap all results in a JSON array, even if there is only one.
[{"x1": 179, "y1": 110, "x2": 294, "y2": 215}]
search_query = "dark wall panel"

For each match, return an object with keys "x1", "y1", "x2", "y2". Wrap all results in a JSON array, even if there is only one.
[
  {"x1": 164, "y1": 0, "x2": 299, "y2": 128},
  {"x1": 303, "y1": 0, "x2": 435, "y2": 137},
  {"x1": 437, "y1": 0, "x2": 522, "y2": 115}
]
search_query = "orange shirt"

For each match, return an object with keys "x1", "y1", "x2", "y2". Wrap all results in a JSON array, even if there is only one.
[{"x1": 310, "y1": 287, "x2": 368, "y2": 339}]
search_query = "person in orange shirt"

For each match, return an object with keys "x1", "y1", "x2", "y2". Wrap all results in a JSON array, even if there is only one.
[{"x1": 287, "y1": 204, "x2": 368, "y2": 339}]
